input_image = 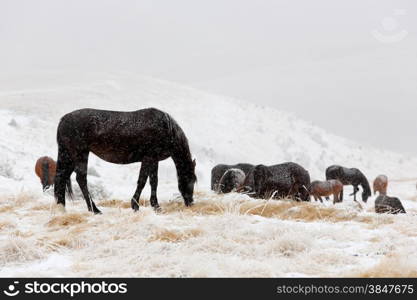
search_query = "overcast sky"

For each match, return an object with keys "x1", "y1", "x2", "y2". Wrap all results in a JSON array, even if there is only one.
[{"x1": 1, "y1": 0, "x2": 416, "y2": 154}]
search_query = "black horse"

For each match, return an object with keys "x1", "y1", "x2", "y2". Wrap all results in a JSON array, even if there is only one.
[
  {"x1": 217, "y1": 168, "x2": 246, "y2": 193},
  {"x1": 211, "y1": 163, "x2": 254, "y2": 192},
  {"x1": 251, "y1": 162, "x2": 311, "y2": 201},
  {"x1": 54, "y1": 108, "x2": 197, "y2": 214},
  {"x1": 325, "y1": 165, "x2": 371, "y2": 203},
  {"x1": 375, "y1": 195, "x2": 406, "y2": 214}
]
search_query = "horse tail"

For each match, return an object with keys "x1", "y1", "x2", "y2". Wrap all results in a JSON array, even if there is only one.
[{"x1": 41, "y1": 159, "x2": 50, "y2": 191}]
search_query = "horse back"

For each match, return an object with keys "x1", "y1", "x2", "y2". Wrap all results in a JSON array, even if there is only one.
[{"x1": 57, "y1": 108, "x2": 174, "y2": 163}]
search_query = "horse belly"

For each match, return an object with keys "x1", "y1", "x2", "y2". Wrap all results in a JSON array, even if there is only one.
[
  {"x1": 90, "y1": 146, "x2": 142, "y2": 164},
  {"x1": 90, "y1": 145, "x2": 171, "y2": 164}
]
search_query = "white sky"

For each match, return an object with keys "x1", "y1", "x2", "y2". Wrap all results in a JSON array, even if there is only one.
[{"x1": 1, "y1": 0, "x2": 416, "y2": 154}]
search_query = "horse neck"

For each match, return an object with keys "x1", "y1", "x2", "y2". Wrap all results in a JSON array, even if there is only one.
[
  {"x1": 359, "y1": 174, "x2": 371, "y2": 194},
  {"x1": 165, "y1": 114, "x2": 193, "y2": 178},
  {"x1": 171, "y1": 137, "x2": 194, "y2": 179}
]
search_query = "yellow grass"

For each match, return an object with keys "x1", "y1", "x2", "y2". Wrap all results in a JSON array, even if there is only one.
[
  {"x1": 31, "y1": 203, "x2": 51, "y2": 211},
  {"x1": 148, "y1": 228, "x2": 204, "y2": 243},
  {"x1": 355, "y1": 253, "x2": 417, "y2": 278},
  {"x1": 161, "y1": 198, "x2": 380, "y2": 224},
  {"x1": 0, "y1": 205, "x2": 14, "y2": 213},
  {"x1": 47, "y1": 213, "x2": 89, "y2": 227},
  {"x1": 1, "y1": 189, "x2": 416, "y2": 277},
  {"x1": 0, "y1": 221, "x2": 15, "y2": 231}
]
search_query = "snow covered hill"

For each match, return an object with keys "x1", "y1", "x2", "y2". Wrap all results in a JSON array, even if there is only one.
[
  {"x1": 0, "y1": 71, "x2": 416, "y2": 277},
  {"x1": 1, "y1": 71, "x2": 416, "y2": 199}
]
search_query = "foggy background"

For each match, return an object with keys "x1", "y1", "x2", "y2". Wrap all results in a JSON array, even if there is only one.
[{"x1": 1, "y1": 0, "x2": 416, "y2": 154}]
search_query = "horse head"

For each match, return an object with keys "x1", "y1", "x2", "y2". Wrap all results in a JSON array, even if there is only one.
[
  {"x1": 360, "y1": 174, "x2": 372, "y2": 203},
  {"x1": 178, "y1": 158, "x2": 197, "y2": 206},
  {"x1": 253, "y1": 165, "x2": 272, "y2": 198},
  {"x1": 362, "y1": 189, "x2": 372, "y2": 203}
]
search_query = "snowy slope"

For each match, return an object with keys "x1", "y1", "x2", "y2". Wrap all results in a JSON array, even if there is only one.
[
  {"x1": 0, "y1": 71, "x2": 417, "y2": 277},
  {"x1": 1, "y1": 70, "x2": 417, "y2": 199}
]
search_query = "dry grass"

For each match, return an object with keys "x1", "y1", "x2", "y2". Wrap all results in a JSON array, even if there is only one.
[
  {"x1": 11, "y1": 230, "x2": 33, "y2": 238},
  {"x1": 31, "y1": 203, "x2": 51, "y2": 211},
  {"x1": 161, "y1": 197, "x2": 378, "y2": 224},
  {"x1": 1, "y1": 189, "x2": 416, "y2": 277},
  {"x1": 240, "y1": 200, "x2": 354, "y2": 222},
  {"x1": 51, "y1": 235, "x2": 87, "y2": 250},
  {"x1": 2, "y1": 193, "x2": 37, "y2": 207},
  {"x1": 0, "y1": 193, "x2": 39, "y2": 214},
  {"x1": 99, "y1": 198, "x2": 149, "y2": 209},
  {"x1": 47, "y1": 213, "x2": 89, "y2": 227},
  {"x1": 148, "y1": 228, "x2": 204, "y2": 243},
  {"x1": 0, "y1": 221, "x2": 15, "y2": 232},
  {"x1": 163, "y1": 201, "x2": 225, "y2": 216},
  {"x1": 0, "y1": 237, "x2": 44, "y2": 264},
  {"x1": 0, "y1": 205, "x2": 14, "y2": 213},
  {"x1": 99, "y1": 199, "x2": 131, "y2": 209},
  {"x1": 355, "y1": 253, "x2": 417, "y2": 278}
]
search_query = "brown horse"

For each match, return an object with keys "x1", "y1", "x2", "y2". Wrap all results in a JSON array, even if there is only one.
[
  {"x1": 309, "y1": 179, "x2": 343, "y2": 204},
  {"x1": 35, "y1": 156, "x2": 73, "y2": 197},
  {"x1": 35, "y1": 156, "x2": 57, "y2": 191},
  {"x1": 373, "y1": 175, "x2": 388, "y2": 195}
]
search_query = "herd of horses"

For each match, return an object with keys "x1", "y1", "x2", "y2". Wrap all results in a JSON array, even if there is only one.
[
  {"x1": 34, "y1": 108, "x2": 406, "y2": 215},
  {"x1": 211, "y1": 163, "x2": 406, "y2": 214}
]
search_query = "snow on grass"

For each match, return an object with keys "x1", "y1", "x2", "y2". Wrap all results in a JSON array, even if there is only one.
[
  {"x1": 0, "y1": 189, "x2": 416, "y2": 277},
  {"x1": 0, "y1": 71, "x2": 417, "y2": 277}
]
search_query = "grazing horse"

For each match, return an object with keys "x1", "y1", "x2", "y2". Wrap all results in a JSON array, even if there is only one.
[
  {"x1": 35, "y1": 156, "x2": 56, "y2": 191},
  {"x1": 54, "y1": 108, "x2": 197, "y2": 214},
  {"x1": 325, "y1": 165, "x2": 371, "y2": 203},
  {"x1": 217, "y1": 168, "x2": 246, "y2": 193},
  {"x1": 373, "y1": 175, "x2": 388, "y2": 195},
  {"x1": 35, "y1": 156, "x2": 73, "y2": 197},
  {"x1": 309, "y1": 180, "x2": 343, "y2": 204},
  {"x1": 211, "y1": 163, "x2": 254, "y2": 192},
  {"x1": 375, "y1": 195, "x2": 406, "y2": 214},
  {"x1": 251, "y1": 162, "x2": 311, "y2": 201},
  {"x1": 238, "y1": 167, "x2": 257, "y2": 194}
]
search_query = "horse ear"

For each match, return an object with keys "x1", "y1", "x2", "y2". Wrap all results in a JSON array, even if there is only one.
[{"x1": 192, "y1": 159, "x2": 196, "y2": 168}]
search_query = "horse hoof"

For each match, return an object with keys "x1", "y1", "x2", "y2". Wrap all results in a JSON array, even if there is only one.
[
  {"x1": 153, "y1": 206, "x2": 162, "y2": 213},
  {"x1": 94, "y1": 210, "x2": 102, "y2": 215}
]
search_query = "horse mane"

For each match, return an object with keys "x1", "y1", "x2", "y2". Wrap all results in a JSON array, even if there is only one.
[
  {"x1": 164, "y1": 112, "x2": 195, "y2": 179},
  {"x1": 358, "y1": 171, "x2": 371, "y2": 196},
  {"x1": 41, "y1": 158, "x2": 50, "y2": 189}
]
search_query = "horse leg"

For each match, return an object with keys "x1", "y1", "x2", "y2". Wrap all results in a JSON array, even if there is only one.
[
  {"x1": 333, "y1": 193, "x2": 339, "y2": 204},
  {"x1": 131, "y1": 160, "x2": 151, "y2": 211},
  {"x1": 75, "y1": 153, "x2": 101, "y2": 214},
  {"x1": 352, "y1": 185, "x2": 359, "y2": 202},
  {"x1": 300, "y1": 185, "x2": 310, "y2": 202},
  {"x1": 149, "y1": 161, "x2": 161, "y2": 211},
  {"x1": 325, "y1": 196, "x2": 330, "y2": 201},
  {"x1": 54, "y1": 148, "x2": 74, "y2": 208},
  {"x1": 340, "y1": 188, "x2": 344, "y2": 201}
]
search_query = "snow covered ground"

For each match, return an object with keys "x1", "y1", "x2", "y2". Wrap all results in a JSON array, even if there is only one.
[{"x1": 0, "y1": 71, "x2": 416, "y2": 277}]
